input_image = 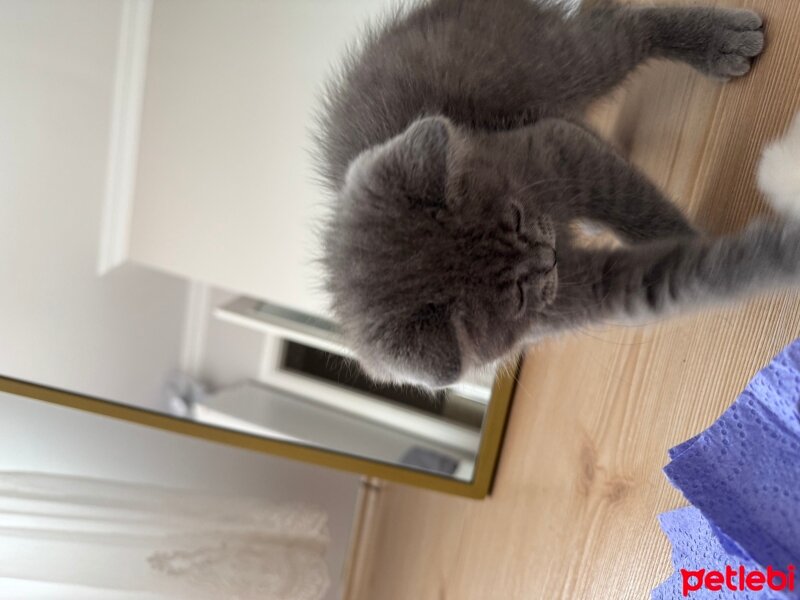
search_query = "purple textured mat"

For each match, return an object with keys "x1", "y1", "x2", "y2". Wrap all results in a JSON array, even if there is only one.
[{"x1": 653, "y1": 339, "x2": 800, "y2": 599}]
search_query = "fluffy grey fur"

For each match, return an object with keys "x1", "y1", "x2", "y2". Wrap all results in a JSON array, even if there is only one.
[{"x1": 315, "y1": 0, "x2": 782, "y2": 388}]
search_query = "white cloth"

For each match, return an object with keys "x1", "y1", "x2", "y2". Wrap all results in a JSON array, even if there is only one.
[{"x1": 0, "y1": 472, "x2": 330, "y2": 600}]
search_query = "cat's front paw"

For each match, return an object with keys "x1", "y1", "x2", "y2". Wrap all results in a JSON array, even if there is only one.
[{"x1": 692, "y1": 8, "x2": 764, "y2": 80}]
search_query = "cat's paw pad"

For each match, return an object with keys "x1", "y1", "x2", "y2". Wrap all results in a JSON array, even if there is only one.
[
  {"x1": 758, "y1": 113, "x2": 800, "y2": 220},
  {"x1": 699, "y1": 9, "x2": 764, "y2": 80}
]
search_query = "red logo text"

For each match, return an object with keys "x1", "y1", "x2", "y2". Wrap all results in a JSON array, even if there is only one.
[{"x1": 681, "y1": 565, "x2": 796, "y2": 596}]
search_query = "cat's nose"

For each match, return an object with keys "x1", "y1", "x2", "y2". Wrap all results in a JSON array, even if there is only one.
[{"x1": 531, "y1": 244, "x2": 556, "y2": 273}]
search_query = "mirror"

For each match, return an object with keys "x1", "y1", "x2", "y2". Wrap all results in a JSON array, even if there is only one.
[{"x1": 0, "y1": 0, "x2": 515, "y2": 497}]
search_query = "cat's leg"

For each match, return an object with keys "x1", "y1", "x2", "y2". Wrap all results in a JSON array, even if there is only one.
[
  {"x1": 638, "y1": 5, "x2": 764, "y2": 81},
  {"x1": 536, "y1": 4, "x2": 764, "y2": 111},
  {"x1": 546, "y1": 220, "x2": 800, "y2": 329},
  {"x1": 529, "y1": 118, "x2": 696, "y2": 243}
]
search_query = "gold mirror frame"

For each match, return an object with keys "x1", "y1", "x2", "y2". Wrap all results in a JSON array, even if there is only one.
[{"x1": 0, "y1": 364, "x2": 517, "y2": 498}]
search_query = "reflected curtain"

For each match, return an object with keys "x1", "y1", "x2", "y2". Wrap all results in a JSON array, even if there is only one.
[{"x1": 0, "y1": 472, "x2": 330, "y2": 600}]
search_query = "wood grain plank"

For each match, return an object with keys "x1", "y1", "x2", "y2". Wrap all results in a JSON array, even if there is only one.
[{"x1": 349, "y1": 1, "x2": 800, "y2": 598}]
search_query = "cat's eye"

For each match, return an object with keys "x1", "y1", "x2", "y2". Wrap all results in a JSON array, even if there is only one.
[
  {"x1": 511, "y1": 203, "x2": 523, "y2": 232},
  {"x1": 514, "y1": 281, "x2": 527, "y2": 315}
]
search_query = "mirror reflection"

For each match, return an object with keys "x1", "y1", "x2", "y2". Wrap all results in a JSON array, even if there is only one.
[{"x1": 1, "y1": 0, "x2": 506, "y2": 485}]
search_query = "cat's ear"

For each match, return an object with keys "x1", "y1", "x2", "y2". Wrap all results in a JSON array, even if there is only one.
[
  {"x1": 383, "y1": 302, "x2": 462, "y2": 387},
  {"x1": 377, "y1": 116, "x2": 452, "y2": 203},
  {"x1": 392, "y1": 116, "x2": 451, "y2": 174},
  {"x1": 343, "y1": 116, "x2": 452, "y2": 207}
]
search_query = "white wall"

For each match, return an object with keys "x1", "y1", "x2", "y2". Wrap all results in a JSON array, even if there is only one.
[
  {"x1": 131, "y1": 0, "x2": 397, "y2": 317},
  {"x1": 0, "y1": 0, "x2": 188, "y2": 409},
  {"x1": 0, "y1": 391, "x2": 360, "y2": 600}
]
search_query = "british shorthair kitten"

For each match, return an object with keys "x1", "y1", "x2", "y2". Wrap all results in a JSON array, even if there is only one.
[{"x1": 315, "y1": 0, "x2": 798, "y2": 388}]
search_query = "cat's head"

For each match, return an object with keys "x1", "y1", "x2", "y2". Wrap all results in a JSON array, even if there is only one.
[{"x1": 323, "y1": 116, "x2": 557, "y2": 388}]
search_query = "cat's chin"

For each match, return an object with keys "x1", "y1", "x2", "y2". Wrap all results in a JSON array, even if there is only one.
[{"x1": 758, "y1": 111, "x2": 800, "y2": 220}]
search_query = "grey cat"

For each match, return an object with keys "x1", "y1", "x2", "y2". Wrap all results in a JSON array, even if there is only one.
[{"x1": 316, "y1": 0, "x2": 791, "y2": 388}]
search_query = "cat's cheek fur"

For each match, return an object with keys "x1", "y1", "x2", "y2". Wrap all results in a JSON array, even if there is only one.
[{"x1": 758, "y1": 112, "x2": 800, "y2": 219}]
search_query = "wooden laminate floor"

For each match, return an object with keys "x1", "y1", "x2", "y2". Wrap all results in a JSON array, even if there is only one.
[{"x1": 347, "y1": 1, "x2": 800, "y2": 599}]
